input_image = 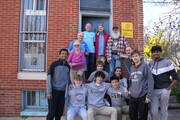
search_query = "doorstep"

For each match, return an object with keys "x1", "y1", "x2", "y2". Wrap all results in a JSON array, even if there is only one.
[{"x1": 20, "y1": 109, "x2": 47, "y2": 117}]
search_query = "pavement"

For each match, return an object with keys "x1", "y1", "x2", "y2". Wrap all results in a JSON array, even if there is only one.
[
  {"x1": 0, "y1": 109, "x2": 180, "y2": 120},
  {"x1": 168, "y1": 109, "x2": 180, "y2": 120}
]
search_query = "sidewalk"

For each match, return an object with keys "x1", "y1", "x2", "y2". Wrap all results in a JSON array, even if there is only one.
[
  {"x1": 1, "y1": 109, "x2": 180, "y2": 120},
  {"x1": 0, "y1": 117, "x2": 45, "y2": 120}
]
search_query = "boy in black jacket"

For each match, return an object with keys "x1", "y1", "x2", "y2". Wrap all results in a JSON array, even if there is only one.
[
  {"x1": 46, "y1": 48, "x2": 70, "y2": 120},
  {"x1": 149, "y1": 45, "x2": 179, "y2": 120}
]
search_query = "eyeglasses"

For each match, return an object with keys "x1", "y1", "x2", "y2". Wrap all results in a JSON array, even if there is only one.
[{"x1": 74, "y1": 44, "x2": 80, "y2": 46}]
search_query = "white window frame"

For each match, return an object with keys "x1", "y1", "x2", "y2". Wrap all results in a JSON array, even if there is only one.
[
  {"x1": 22, "y1": 90, "x2": 47, "y2": 109},
  {"x1": 19, "y1": 0, "x2": 47, "y2": 73}
]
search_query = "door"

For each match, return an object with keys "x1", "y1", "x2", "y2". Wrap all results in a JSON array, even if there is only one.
[{"x1": 82, "y1": 16, "x2": 110, "y2": 34}]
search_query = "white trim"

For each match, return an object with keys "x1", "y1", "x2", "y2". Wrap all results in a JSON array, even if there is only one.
[
  {"x1": 81, "y1": 11, "x2": 111, "y2": 16},
  {"x1": 23, "y1": 40, "x2": 45, "y2": 42},
  {"x1": 20, "y1": 111, "x2": 47, "y2": 116},
  {"x1": 46, "y1": 0, "x2": 49, "y2": 72},
  {"x1": 21, "y1": 31, "x2": 47, "y2": 33},
  {"x1": 151, "y1": 64, "x2": 174, "y2": 75},
  {"x1": 79, "y1": 12, "x2": 82, "y2": 32},
  {"x1": 78, "y1": 0, "x2": 81, "y2": 32},
  {"x1": 18, "y1": 72, "x2": 47, "y2": 80},
  {"x1": 25, "y1": 10, "x2": 46, "y2": 16},
  {"x1": 22, "y1": 69, "x2": 44, "y2": 71},
  {"x1": 110, "y1": 0, "x2": 113, "y2": 35}
]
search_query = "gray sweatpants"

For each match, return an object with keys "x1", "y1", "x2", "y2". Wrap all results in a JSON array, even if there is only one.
[{"x1": 150, "y1": 89, "x2": 171, "y2": 120}]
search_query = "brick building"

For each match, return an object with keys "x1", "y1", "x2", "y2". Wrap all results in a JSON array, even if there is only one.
[{"x1": 0, "y1": 0, "x2": 144, "y2": 117}]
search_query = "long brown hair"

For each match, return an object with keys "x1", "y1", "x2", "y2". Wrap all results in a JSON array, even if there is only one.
[{"x1": 113, "y1": 67, "x2": 124, "y2": 79}]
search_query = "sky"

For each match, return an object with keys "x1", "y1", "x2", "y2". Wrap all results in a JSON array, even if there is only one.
[{"x1": 143, "y1": 2, "x2": 174, "y2": 28}]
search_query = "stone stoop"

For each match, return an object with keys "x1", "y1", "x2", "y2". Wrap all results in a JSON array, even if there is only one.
[
  {"x1": 169, "y1": 95, "x2": 180, "y2": 109},
  {"x1": 169, "y1": 96, "x2": 177, "y2": 103},
  {"x1": 61, "y1": 114, "x2": 129, "y2": 120}
]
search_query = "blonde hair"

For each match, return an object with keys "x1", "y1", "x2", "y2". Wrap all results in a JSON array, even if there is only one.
[{"x1": 74, "y1": 75, "x2": 83, "y2": 81}]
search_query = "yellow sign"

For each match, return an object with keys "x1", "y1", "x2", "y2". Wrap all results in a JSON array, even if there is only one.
[{"x1": 121, "y1": 22, "x2": 133, "y2": 38}]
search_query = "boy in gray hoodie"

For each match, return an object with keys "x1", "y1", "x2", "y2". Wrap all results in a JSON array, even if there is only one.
[
  {"x1": 67, "y1": 75, "x2": 88, "y2": 120},
  {"x1": 128, "y1": 50, "x2": 154, "y2": 120},
  {"x1": 86, "y1": 71, "x2": 117, "y2": 120},
  {"x1": 87, "y1": 60, "x2": 109, "y2": 82},
  {"x1": 107, "y1": 76, "x2": 129, "y2": 120}
]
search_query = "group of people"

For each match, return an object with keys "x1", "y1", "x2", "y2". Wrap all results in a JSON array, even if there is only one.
[
  {"x1": 46, "y1": 23, "x2": 179, "y2": 120},
  {"x1": 67, "y1": 23, "x2": 129, "y2": 81}
]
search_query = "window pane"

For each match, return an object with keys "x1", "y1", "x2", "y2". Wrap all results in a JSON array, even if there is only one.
[
  {"x1": 23, "y1": 42, "x2": 45, "y2": 53},
  {"x1": 27, "y1": 91, "x2": 36, "y2": 106},
  {"x1": 25, "y1": 0, "x2": 33, "y2": 10},
  {"x1": 80, "y1": 0, "x2": 110, "y2": 11},
  {"x1": 36, "y1": 0, "x2": 45, "y2": 10},
  {"x1": 40, "y1": 16, "x2": 46, "y2": 31},
  {"x1": 23, "y1": 42, "x2": 45, "y2": 70},
  {"x1": 40, "y1": 91, "x2": 48, "y2": 106},
  {"x1": 24, "y1": 16, "x2": 46, "y2": 32},
  {"x1": 24, "y1": 33, "x2": 46, "y2": 41},
  {"x1": 23, "y1": 90, "x2": 48, "y2": 109}
]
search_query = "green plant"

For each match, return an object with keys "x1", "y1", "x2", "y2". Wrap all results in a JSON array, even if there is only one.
[
  {"x1": 21, "y1": 116, "x2": 28, "y2": 120},
  {"x1": 171, "y1": 87, "x2": 180, "y2": 103}
]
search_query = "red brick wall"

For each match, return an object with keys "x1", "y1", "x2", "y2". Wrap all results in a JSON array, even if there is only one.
[
  {"x1": 0, "y1": 0, "x2": 143, "y2": 116},
  {"x1": 113, "y1": 0, "x2": 144, "y2": 52},
  {"x1": 47, "y1": 0, "x2": 79, "y2": 67},
  {"x1": 0, "y1": 0, "x2": 21, "y2": 116}
]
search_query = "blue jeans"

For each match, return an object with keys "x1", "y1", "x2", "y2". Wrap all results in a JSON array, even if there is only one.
[
  {"x1": 109, "y1": 55, "x2": 121, "y2": 77},
  {"x1": 67, "y1": 106, "x2": 88, "y2": 120}
]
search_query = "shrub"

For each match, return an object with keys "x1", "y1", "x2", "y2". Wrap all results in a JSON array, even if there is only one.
[{"x1": 171, "y1": 87, "x2": 180, "y2": 103}]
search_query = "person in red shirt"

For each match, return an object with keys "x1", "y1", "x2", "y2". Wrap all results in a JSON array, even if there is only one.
[{"x1": 95, "y1": 24, "x2": 110, "y2": 72}]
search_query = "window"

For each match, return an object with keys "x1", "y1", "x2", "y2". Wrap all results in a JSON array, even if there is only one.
[
  {"x1": 79, "y1": 0, "x2": 112, "y2": 34},
  {"x1": 19, "y1": 0, "x2": 47, "y2": 72},
  {"x1": 80, "y1": 0, "x2": 110, "y2": 11},
  {"x1": 22, "y1": 90, "x2": 48, "y2": 110}
]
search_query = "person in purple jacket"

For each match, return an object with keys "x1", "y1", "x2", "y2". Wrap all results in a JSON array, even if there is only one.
[{"x1": 68, "y1": 40, "x2": 85, "y2": 83}]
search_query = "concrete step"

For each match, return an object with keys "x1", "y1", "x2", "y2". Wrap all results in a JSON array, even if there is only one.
[
  {"x1": 61, "y1": 115, "x2": 109, "y2": 120},
  {"x1": 169, "y1": 103, "x2": 180, "y2": 109},
  {"x1": 0, "y1": 117, "x2": 45, "y2": 120},
  {"x1": 0, "y1": 116, "x2": 130, "y2": 120},
  {"x1": 169, "y1": 96, "x2": 177, "y2": 103},
  {"x1": 61, "y1": 114, "x2": 129, "y2": 120}
]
